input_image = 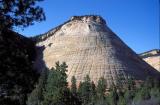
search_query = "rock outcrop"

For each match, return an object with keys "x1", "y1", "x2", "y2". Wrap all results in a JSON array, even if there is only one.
[
  {"x1": 34, "y1": 15, "x2": 159, "y2": 87},
  {"x1": 140, "y1": 49, "x2": 160, "y2": 72}
]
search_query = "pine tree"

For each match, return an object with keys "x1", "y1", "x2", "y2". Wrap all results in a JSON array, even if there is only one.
[
  {"x1": 145, "y1": 76, "x2": 154, "y2": 89},
  {"x1": 153, "y1": 78, "x2": 160, "y2": 88},
  {"x1": 26, "y1": 68, "x2": 48, "y2": 105},
  {"x1": 140, "y1": 87, "x2": 151, "y2": 100},
  {"x1": 127, "y1": 76, "x2": 135, "y2": 91},
  {"x1": 90, "y1": 81, "x2": 97, "y2": 104},
  {"x1": 96, "y1": 77, "x2": 106, "y2": 100},
  {"x1": 78, "y1": 82, "x2": 83, "y2": 95},
  {"x1": 71, "y1": 76, "x2": 77, "y2": 95},
  {"x1": 150, "y1": 87, "x2": 160, "y2": 98},
  {"x1": 70, "y1": 76, "x2": 82, "y2": 105},
  {"x1": 117, "y1": 96, "x2": 126, "y2": 105},
  {"x1": 134, "y1": 87, "x2": 150, "y2": 102},
  {"x1": 108, "y1": 85, "x2": 118, "y2": 105},
  {"x1": 42, "y1": 62, "x2": 69, "y2": 105},
  {"x1": 124, "y1": 89, "x2": 134, "y2": 104},
  {"x1": 0, "y1": 0, "x2": 45, "y2": 31},
  {"x1": 121, "y1": 76, "x2": 135, "y2": 105},
  {"x1": 78, "y1": 75, "x2": 92, "y2": 105},
  {"x1": 42, "y1": 69, "x2": 58, "y2": 105}
]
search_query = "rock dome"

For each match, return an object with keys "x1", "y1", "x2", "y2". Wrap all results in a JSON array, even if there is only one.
[{"x1": 35, "y1": 15, "x2": 159, "y2": 87}]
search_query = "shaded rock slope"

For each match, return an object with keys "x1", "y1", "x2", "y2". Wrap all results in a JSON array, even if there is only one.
[
  {"x1": 140, "y1": 49, "x2": 160, "y2": 72},
  {"x1": 34, "y1": 15, "x2": 159, "y2": 87}
]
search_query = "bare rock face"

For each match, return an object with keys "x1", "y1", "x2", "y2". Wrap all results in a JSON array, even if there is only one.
[
  {"x1": 35, "y1": 15, "x2": 159, "y2": 87},
  {"x1": 140, "y1": 49, "x2": 160, "y2": 72}
]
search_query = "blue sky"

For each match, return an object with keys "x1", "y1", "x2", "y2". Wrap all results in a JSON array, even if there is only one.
[{"x1": 17, "y1": 0, "x2": 159, "y2": 53}]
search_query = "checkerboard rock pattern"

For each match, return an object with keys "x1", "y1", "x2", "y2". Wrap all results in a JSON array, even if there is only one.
[{"x1": 35, "y1": 15, "x2": 159, "y2": 88}]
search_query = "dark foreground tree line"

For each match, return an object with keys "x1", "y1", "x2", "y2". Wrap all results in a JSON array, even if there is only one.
[
  {"x1": 0, "y1": 0, "x2": 45, "y2": 105},
  {"x1": 27, "y1": 62, "x2": 160, "y2": 105},
  {"x1": 0, "y1": 30, "x2": 39, "y2": 105}
]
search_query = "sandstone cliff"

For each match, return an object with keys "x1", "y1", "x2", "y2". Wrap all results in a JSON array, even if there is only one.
[{"x1": 34, "y1": 15, "x2": 159, "y2": 87}]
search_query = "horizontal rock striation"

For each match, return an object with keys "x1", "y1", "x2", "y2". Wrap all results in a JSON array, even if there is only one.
[{"x1": 35, "y1": 15, "x2": 159, "y2": 87}]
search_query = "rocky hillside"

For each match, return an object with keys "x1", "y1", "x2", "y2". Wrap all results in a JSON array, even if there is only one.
[
  {"x1": 140, "y1": 49, "x2": 160, "y2": 72},
  {"x1": 34, "y1": 15, "x2": 159, "y2": 88}
]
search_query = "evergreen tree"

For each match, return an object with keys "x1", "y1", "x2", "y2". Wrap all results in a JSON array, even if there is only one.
[
  {"x1": 90, "y1": 81, "x2": 97, "y2": 104},
  {"x1": 78, "y1": 75, "x2": 92, "y2": 105},
  {"x1": 71, "y1": 76, "x2": 77, "y2": 95},
  {"x1": 153, "y1": 78, "x2": 160, "y2": 88},
  {"x1": 26, "y1": 68, "x2": 48, "y2": 105},
  {"x1": 134, "y1": 87, "x2": 150, "y2": 102},
  {"x1": 117, "y1": 96, "x2": 126, "y2": 105},
  {"x1": 150, "y1": 87, "x2": 160, "y2": 98},
  {"x1": 41, "y1": 69, "x2": 57, "y2": 105},
  {"x1": 0, "y1": 0, "x2": 45, "y2": 31},
  {"x1": 123, "y1": 89, "x2": 134, "y2": 104},
  {"x1": 57, "y1": 61, "x2": 68, "y2": 88},
  {"x1": 140, "y1": 87, "x2": 151, "y2": 100},
  {"x1": 127, "y1": 76, "x2": 135, "y2": 91},
  {"x1": 144, "y1": 76, "x2": 154, "y2": 89},
  {"x1": 123, "y1": 76, "x2": 135, "y2": 104},
  {"x1": 70, "y1": 76, "x2": 82, "y2": 105},
  {"x1": 42, "y1": 62, "x2": 69, "y2": 105},
  {"x1": 78, "y1": 82, "x2": 83, "y2": 94},
  {"x1": 96, "y1": 77, "x2": 106, "y2": 100},
  {"x1": 108, "y1": 85, "x2": 118, "y2": 105}
]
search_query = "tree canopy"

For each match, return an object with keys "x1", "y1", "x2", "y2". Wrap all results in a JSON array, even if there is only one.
[{"x1": 0, "y1": 0, "x2": 45, "y2": 31}]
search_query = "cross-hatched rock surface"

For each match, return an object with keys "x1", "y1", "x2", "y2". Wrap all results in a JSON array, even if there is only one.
[{"x1": 34, "y1": 15, "x2": 159, "y2": 88}]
